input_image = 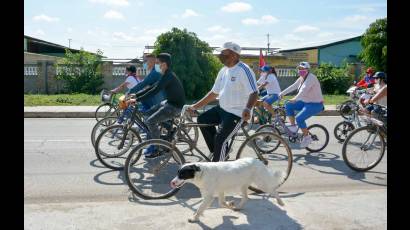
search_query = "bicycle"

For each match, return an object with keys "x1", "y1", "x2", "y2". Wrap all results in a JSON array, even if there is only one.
[
  {"x1": 124, "y1": 105, "x2": 293, "y2": 199},
  {"x1": 333, "y1": 102, "x2": 369, "y2": 142},
  {"x1": 94, "y1": 100, "x2": 199, "y2": 170},
  {"x1": 244, "y1": 100, "x2": 286, "y2": 132},
  {"x1": 95, "y1": 89, "x2": 122, "y2": 121},
  {"x1": 338, "y1": 84, "x2": 373, "y2": 119},
  {"x1": 342, "y1": 105, "x2": 387, "y2": 172},
  {"x1": 255, "y1": 100, "x2": 329, "y2": 153}
]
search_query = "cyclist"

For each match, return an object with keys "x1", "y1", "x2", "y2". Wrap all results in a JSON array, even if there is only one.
[
  {"x1": 363, "y1": 72, "x2": 387, "y2": 113},
  {"x1": 279, "y1": 61, "x2": 324, "y2": 148},
  {"x1": 356, "y1": 67, "x2": 376, "y2": 88},
  {"x1": 127, "y1": 53, "x2": 186, "y2": 158},
  {"x1": 256, "y1": 65, "x2": 281, "y2": 118},
  {"x1": 129, "y1": 54, "x2": 165, "y2": 112},
  {"x1": 111, "y1": 65, "x2": 140, "y2": 95},
  {"x1": 187, "y1": 42, "x2": 258, "y2": 162}
]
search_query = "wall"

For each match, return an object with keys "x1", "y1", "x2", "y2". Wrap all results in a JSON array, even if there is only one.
[
  {"x1": 319, "y1": 40, "x2": 362, "y2": 66},
  {"x1": 24, "y1": 61, "x2": 146, "y2": 94}
]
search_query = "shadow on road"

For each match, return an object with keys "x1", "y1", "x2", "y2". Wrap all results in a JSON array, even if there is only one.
[
  {"x1": 93, "y1": 168, "x2": 127, "y2": 186},
  {"x1": 293, "y1": 151, "x2": 387, "y2": 187},
  {"x1": 195, "y1": 198, "x2": 303, "y2": 230}
]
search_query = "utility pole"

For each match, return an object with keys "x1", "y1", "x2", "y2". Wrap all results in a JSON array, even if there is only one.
[
  {"x1": 68, "y1": 39, "x2": 72, "y2": 48},
  {"x1": 266, "y1": 33, "x2": 270, "y2": 56}
]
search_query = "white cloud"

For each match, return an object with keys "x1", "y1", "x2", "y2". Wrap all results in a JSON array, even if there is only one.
[
  {"x1": 113, "y1": 32, "x2": 133, "y2": 41},
  {"x1": 293, "y1": 25, "x2": 320, "y2": 33},
  {"x1": 181, "y1": 9, "x2": 199, "y2": 18},
  {"x1": 261, "y1": 15, "x2": 279, "y2": 24},
  {"x1": 104, "y1": 10, "x2": 125, "y2": 19},
  {"x1": 242, "y1": 15, "x2": 278, "y2": 25},
  {"x1": 89, "y1": 0, "x2": 129, "y2": 6},
  {"x1": 33, "y1": 14, "x2": 60, "y2": 22},
  {"x1": 35, "y1": 29, "x2": 45, "y2": 36},
  {"x1": 67, "y1": 27, "x2": 73, "y2": 33},
  {"x1": 207, "y1": 25, "x2": 231, "y2": 33},
  {"x1": 221, "y1": 2, "x2": 252, "y2": 13}
]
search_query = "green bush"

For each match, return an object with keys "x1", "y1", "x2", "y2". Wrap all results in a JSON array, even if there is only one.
[
  {"x1": 153, "y1": 28, "x2": 223, "y2": 100},
  {"x1": 55, "y1": 49, "x2": 104, "y2": 94},
  {"x1": 312, "y1": 63, "x2": 354, "y2": 94}
]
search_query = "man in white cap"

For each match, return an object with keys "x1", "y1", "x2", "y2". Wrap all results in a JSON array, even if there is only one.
[{"x1": 187, "y1": 42, "x2": 258, "y2": 162}]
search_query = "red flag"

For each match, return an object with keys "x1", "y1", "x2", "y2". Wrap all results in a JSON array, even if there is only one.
[{"x1": 259, "y1": 49, "x2": 265, "y2": 68}]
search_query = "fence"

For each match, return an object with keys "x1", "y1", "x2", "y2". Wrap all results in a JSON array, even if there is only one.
[
  {"x1": 24, "y1": 61, "x2": 146, "y2": 94},
  {"x1": 24, "y1": 61, "x2": 298, "y2": 94}
]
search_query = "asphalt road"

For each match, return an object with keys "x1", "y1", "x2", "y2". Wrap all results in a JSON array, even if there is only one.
[{"x1": 24, "y1": 117, "x2": 386, "y2": 204}]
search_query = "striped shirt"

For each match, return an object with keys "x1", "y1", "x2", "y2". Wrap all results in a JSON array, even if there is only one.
[{"x1": 211, "y1": 61, "x2": 258, "y2": 117}]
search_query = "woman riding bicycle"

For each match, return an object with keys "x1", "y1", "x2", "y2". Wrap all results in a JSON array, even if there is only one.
[
  {"x1": 256, "y1": 65, "x2": 282, "y2": 118},
  {"x1": 279, "y1": 62, "x2": 324, "y2": 148},
  {"x1": 110, "y1": 65, "x2": 141, "y2": 95}
]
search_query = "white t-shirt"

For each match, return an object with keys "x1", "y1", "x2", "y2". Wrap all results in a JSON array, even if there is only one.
[
  {"x1": 125, "y1": 76, "x2": 139, "y2": 89},
  {"x1": 212, "y1": 61, "x2": 258, "y2": 117},
  {"x1": 257, "y1": 73, "x2": 281, "y2": 95}
]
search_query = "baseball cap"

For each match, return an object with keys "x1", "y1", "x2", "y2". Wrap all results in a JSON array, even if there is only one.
[
  {"x1": 297, "y1": 62, "x2": 311, "y2": 69},
  {"x1": 260, "y1": 65, "x2": 272, "y2": 72},
  {"x1": 216, "y1": 42, "x2": 241, "y2": 55}
]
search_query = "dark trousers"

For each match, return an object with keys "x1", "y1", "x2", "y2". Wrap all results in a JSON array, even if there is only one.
[
  {"x1": 197, "y1": 105, "x2": 242, "y2": 162},
  {"x1": 144, "y1": 101, "x2": 181, "y2": 139}
]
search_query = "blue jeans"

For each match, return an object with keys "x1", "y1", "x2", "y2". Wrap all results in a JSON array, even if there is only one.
[
  {"x1": 262, "y1": 94, "x2": 279, "y2": 105},
  {"x1": 285, "y1": 101, "x2": 324, "y2": 129}
]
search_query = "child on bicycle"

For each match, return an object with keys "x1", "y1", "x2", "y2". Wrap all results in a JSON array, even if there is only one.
[
  {"x1": 110, "y1": 65, "x2": 141, "y2": 95},
  {"x1": 279, "y1": 62, "x2": 324, "y2": 148},
  {"x1": 256, "y1": 65, "x2": 281, "y2": 119}
]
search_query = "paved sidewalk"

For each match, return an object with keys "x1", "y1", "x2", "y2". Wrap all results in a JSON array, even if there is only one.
[
  {"x1": 24, "y1": 105, "x2": 338, "y2": 118},
  {"x1": 24, "y1": 189, "x2": 386, "y2": 230}
]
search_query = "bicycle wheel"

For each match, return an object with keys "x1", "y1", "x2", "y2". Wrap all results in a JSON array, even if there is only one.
[
  {"x1": 333, "y1": 121, "x2": 355, "y2": 142},
  {"x1": 236, "y1": 131, "x2": 293, "y2": 193},
  {"x1": 255, "y1": 124, "x2": 281, "y2": 153},
  {"x1": 339, "y1": 100, "x2": 356, "y2": 120},
  {"x1": 95, "y1": 103, "x2": 118, "y2": 121},
  {"x1": 305, "y1": 124, "x2": 329, "y2": 152},
  {"x1": 177, "y1": 123, "x2": 199, "y2": 155},
  {"x1": 342, "y1": 126, "x2": 386, "y2": 172},
  {"x1": 94, "y1": 125, "x2": 142, "y2": 170},
  {"x1": 91, "y1": 116, "x2": 118, "y2": 147},
  {"x1": 124, "y1": 139, "x2": 186, "y2": 199}
]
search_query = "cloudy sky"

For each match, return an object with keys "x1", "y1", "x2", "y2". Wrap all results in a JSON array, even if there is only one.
[{"x1": 24, "y1": 0, "x2": 387, "y2": 59}]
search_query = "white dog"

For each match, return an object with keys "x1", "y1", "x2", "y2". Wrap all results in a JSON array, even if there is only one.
[{"x1": 170, "y1": 157, "x2": 286, "y2": 223}]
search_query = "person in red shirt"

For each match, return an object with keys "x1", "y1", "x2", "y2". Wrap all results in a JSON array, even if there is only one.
[{"x1": 356, "y1": 67, "x2": 376, "y2": 88}]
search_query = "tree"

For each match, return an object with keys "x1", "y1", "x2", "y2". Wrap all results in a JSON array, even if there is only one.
[
  {"x1": 359, "y1": 17, "x2": 387, "y2": 72},
  {"x1": 55, "y1": 49, "x2": 104, "y2": 94},
  {"x1": 153, "y1": 28, "x2": 223, "y2": 100}
]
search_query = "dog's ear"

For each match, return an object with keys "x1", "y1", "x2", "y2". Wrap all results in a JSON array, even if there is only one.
[{"x1": 192, "y1": 164, "x2": 201, "y2": 172}]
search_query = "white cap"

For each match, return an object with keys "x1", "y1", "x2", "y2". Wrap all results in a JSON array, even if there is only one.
[
  {"x1": 298, "y1": 61, "x2": 311, "y2": 69},
  {"x1": 216, "y1": 42, "x2": 241, "y2": 55}
]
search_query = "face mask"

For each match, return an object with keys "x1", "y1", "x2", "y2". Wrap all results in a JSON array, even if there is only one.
[
  {"x1": 143, "y1": 63, "x2": 147, "y2": 70},
  {"x1": 154, "y1": 64, "x2": 161, "y2": 73},
  {"x1": 298, "y1": 69, "x2": 308, "y2": 77}
]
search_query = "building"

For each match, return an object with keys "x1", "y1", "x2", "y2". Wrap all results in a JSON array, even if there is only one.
[
  {"x1": 24, "y1": 35, "x2": 103, "y2": 64},
  {"x1": 278, "y1": 36, "x2": 363, "y2": 67}
]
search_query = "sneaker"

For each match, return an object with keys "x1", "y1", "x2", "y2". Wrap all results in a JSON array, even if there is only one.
[
  {"x1": 287, "y1": 125, "x2": 298, "y2": 133},
  {"x1": 300, "y1": 135, "x2": 313, "y2": 148},
  {"x1": 143, "y1": 145, "x2": 160, "y2": 158}
]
